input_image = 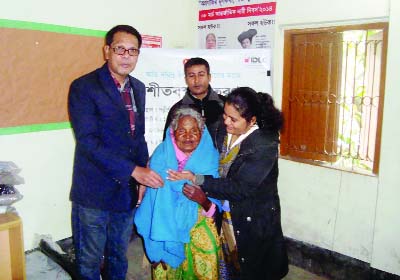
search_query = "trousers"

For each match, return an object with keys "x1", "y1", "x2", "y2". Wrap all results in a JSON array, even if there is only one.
[{"x1": 72, "y1": 202, "x2": 134, "y2": 280}]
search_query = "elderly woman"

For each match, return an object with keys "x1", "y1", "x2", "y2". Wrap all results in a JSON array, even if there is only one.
[{"x1": 134, "y1": 106, "x2": 221, "y2": 279}]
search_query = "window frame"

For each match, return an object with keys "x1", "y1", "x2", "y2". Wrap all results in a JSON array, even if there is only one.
[{"x1": 280, "y1": 23, "x2": 388, "y2": 175}]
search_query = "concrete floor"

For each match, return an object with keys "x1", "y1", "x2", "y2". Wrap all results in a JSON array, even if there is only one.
[
  {"x1": 26, "y1": 236, "x2": 328, "y2": 279},
  {"x1": 284, "y1": 265, "x2": 328, "y2": 280},
  {"x1": 126, "y1": 236, "x2": 328, "y2": 280}
]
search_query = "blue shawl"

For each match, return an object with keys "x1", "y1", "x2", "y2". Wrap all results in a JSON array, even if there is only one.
[{"x1": 134, "y1": 127, "x2": 219, "y2": 268}]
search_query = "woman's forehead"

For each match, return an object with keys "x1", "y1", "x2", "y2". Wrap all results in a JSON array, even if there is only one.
[{"x1": 176, "y1": 116, "x2": 199, "y2": 129}]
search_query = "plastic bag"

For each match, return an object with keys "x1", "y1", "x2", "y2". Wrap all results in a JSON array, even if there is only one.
[
  {"x1": 0, "y1": 184, "x2": 23, "y2": 206},
  {"x1": 0, "y1": 161, "x2": 25, "y2": 185}
]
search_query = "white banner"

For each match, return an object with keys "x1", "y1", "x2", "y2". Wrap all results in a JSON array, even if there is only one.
[{"x1": 134, "y1": 48, "x2": 271, "y2": 153}]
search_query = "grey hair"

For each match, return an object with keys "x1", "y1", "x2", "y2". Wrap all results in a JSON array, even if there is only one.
[{"x1": 170, "y1": 107, "x2": 205, "y2": 132}]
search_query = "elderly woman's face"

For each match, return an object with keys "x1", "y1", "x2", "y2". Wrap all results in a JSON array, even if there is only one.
[{"x1": 174, "y1": 116, "x2": 201, "y2": 155}]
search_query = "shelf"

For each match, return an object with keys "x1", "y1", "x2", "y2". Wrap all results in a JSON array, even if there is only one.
[{"x1": 0, "y1": 213, "x2": 26, "y2": 280}]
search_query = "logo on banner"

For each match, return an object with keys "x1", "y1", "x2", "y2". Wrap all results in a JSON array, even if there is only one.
[{"x1": 244, "y1": 56, "x2": 269, "y2": 64}]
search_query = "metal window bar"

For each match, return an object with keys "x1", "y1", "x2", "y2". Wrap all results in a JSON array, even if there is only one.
[
  {"x1": 288, "y1": 29, "x2": 383, "y2": 174},
  {"x1": 336, "y1": 31, "x2": 383, "y2": 173}
]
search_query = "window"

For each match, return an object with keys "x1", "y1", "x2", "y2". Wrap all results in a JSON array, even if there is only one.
[{"x1": 280, "y1": 23, "x2": 388, "y2": 175}]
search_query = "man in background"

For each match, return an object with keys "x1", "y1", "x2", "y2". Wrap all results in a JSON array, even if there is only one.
[
  {"x1": 163, "y1": 57, "x2": 225, "y2": 145},
  {"x1": 68, "y1": 24, "x2": 163, "y2": 280}
]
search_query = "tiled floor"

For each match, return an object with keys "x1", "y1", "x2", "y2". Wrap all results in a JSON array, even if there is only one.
[{"x1": 26, "y1": 236, "x2": 328, "y2": 279}]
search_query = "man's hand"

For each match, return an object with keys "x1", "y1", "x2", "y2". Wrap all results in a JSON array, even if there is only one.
[
  {"x1": 131, "y1": 166, "x2": 163, "y2": 188},
  {"x1": 183, "y1": 183, "x2": 211, "y2": 211}
]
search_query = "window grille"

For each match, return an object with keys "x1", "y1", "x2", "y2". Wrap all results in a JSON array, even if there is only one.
[{"x1": 280, "y1": 23, "x2": 388, "y2": 175}]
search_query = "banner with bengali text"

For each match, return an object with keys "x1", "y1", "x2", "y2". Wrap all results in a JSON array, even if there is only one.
[{"x1": 133, "y1": 48, "x2": 271, "y2": 153}]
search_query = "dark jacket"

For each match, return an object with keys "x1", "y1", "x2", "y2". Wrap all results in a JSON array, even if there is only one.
[
  {"x1": 201, "y1": 129, "x2": 288, "y2": 279},
  {"x1": 68, "y1": 63, "x2": 148, "y2": 211},
  {"x1": 163, "y1": 86, "x2": 225, "y2": 145}
]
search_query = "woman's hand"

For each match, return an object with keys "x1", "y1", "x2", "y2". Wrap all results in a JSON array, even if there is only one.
[
  {"x1": 167, "y1": 170, "x2": 195, "y2": 184},
  {"x1": 183, "y1": 183, "x2": 211, "y2": 211}
]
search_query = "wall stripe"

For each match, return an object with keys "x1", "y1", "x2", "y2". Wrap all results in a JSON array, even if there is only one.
[
  {"x1": 0, "y1": 18, "x2": 106, "y2": 37},
  {"x1": 0, "y1": 122, "x2": 71, "y2": 135}
]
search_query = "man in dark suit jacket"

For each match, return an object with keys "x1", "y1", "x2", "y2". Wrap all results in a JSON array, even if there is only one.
[{"x1": 68, "y1": 25, "x2": 163, "y2": 280}]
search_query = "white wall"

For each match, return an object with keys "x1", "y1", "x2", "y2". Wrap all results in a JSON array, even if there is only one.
[
  {"x1": 274, "y1": 0, "x2": 400, "y2": 275},
  {"x1": 371, "y1": 0, "x2": 400, "y2": 274},
  {"x1": 0, "y1": 0, "x2": 198, "y2": 48},
  {"x1": 0, "y1": 130, "x2": 75, "y2": 248},
  {"x1": 0, "y1": 0, "x2": 197, "y2": 250}
]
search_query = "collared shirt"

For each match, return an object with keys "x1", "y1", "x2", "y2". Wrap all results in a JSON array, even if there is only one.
[{"x1": 112, "y1": 76, "x2": 137, "y2": 135}]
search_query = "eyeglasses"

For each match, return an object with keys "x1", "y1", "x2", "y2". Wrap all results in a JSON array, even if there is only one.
[{"x1": 112, "y1": 46, "x2": 140, "y2": 56}]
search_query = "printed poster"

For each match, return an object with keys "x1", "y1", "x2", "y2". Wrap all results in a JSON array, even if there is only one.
[{"x1": 198, "y1": 0, "x2": 276, "y2": 49}]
